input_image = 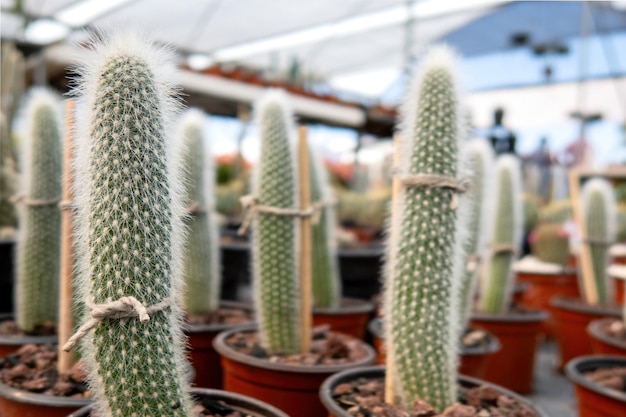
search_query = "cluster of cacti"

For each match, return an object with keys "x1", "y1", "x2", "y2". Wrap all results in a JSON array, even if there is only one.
[
  {"x1": 581, "y1": 178, "x2": 617, "y2": 306},
  {"x1": 72, "y1": 33, "x2": 193, "y2": 416},
  {"x1": 0, "y1": 42, "x2": 25, "y2": 233},
  {"x1": 14, "y1": 88, "x2": 62, "y2": 332},
  {"x1": 529, "y1": 222, "x2": 570, "y2": 265},
  {"x1": 309, "y1": 143, "x2": 341, "y2": 309},
  {"x1": 216, "y1": 175, "x2": 249, "y2": 220},
  {"x1": 335, "y1": 188, "x2": 391, "y2": 231},
  {"x1": 477, "y1": 155, "x2": 523, "y2": 314},
  {"x1": 458, "y1": 138, "x2": 493, "y2": 329},
  {"x1": 178, "y1": 109, "x2": 221, "y2": 315},
  {"x1": 384, "y1": 46, "x2": 464, "y2": 412},
  {"x1": 251, "y1": 90, "x2": 301, "y2": 354}
]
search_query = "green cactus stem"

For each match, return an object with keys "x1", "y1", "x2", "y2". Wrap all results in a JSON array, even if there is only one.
[
  {"x1": 458, "y1": 138, "x2": 493, "y2": 329},
  {"x1": 72, "y1": 33, "x2": 193, "y2": 417},
  {"x1": 178, "y1": 109, "x2": 221, "y2": 316},
  {"x1": 251, "y1": 90, "x2": 301, "y2": 354},
  {"x1": 15, "y1": 88, "x2": 62, "y2": 333},
  {"x1": 309, "y1": 144, "x2": 341, "y2": 309},
  {"x1": 581, "y1": 178, "x2": 617, "y2": 305},
  {"x1": 478, "y1": 155, "x2": 523, "y2": 314},
  {"x1": 384, "y1": 46, "x2": 465, "y2": 412}
]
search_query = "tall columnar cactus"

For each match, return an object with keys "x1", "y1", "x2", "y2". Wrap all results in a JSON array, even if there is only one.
[
  {"x1": 72, "y1": 33, "x2": 193, "y2": 417},
  {"x1": 458, "y1": 138, "x2": 493, "y2": 329},
  {"x1": 581, "y1": 178, "x2": 617, "y2": 305},
  {"x1": 384, "y1": 46, "x2": 465, "y2": 412},
  {"x1": 309, "y1": 144, "x2": 341, "y2": 309},
  {"x1": 15, "y1": 88, "x2": 62, "y2": 332},
  {"x1": 251, "y1": 90, "x2": 301, "y2": 354},
  {"x1": 478, "y1": 155, "x2": 523, "y2": 314},
  {"x1": 178, "y1": 109, "x2": 221, "y2": 315}
]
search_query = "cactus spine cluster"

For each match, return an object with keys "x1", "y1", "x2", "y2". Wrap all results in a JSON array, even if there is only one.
[
  {"x1": 478, "y1": 155, "x2": 523, "y2": 314},
  {"x1": 581, "y1": 178, "x2": 616, "y2": 305},
  {"x1": 251, "y1": 90, "x2": 301, "y2": 354},
  {"x1": 15, "y1": 88, "x2": 62, "y2": 332},
  {"x1": 310, "y1": 144, "x2": 341, "y2": 309},
  {"x1": 178, "y1": 109, "x2": 221, "y2": 315},
  {"x1": 458, "y1": 138, "x2": 493, "y2": 328},
  {"x1": 73, "y1": 33, "x2": 193, "y2": 417},
  {"x1": 384, "y1": 46, "x2": 464, "y2": 412}
]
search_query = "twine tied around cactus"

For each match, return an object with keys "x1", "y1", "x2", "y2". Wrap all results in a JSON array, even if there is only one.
[
  {"x1": 237, "y1": 194, "x2": 331, "y2": 235},
  {"x1": 58, "y1": 200, "x2": 77, "y2": 211},
  {"x1": 10, "y1": 194, "x2": 61, "y2": 207},
  {"x1": 583, "y1": 237, "x2": 613, "y2": 247},
  {"x1": 395, "y1": 172, "x2": 470, "y2": 210},
  {"x1": 63, "y1": 296, "x2": 171, "y2": 352},
  {"x1": 186, "y1": 201, "x2": 206, "y2": 216},
  {"x1": 490, "y1": 244, "x2": 520, "y2": 256}
]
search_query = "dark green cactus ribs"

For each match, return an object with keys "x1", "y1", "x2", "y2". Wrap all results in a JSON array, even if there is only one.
[
  {"x1": 15, "y1": 88, "x2": 62, "y2": 333},
  {"x1": 72, "y1": 33, "x2": 193, "y2": 417}
]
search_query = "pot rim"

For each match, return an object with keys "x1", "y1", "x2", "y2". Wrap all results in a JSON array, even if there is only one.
[
  {"x1": 549, "y1": 296, "x2": 621, "y2": 317},
  {"x1": 183, "y1": 300, "x2": 255, "y2": 333},
  {"x1": 587, "y1": 318, "x2": 626, "y2": 350},
  {"x1": 565, "y1": 355, "x2": 626, "y2": 403},
  {"x1": 319, "y1": 365, "x2": 548, "y2": 417},
  {"x1": 67, "y1": 387, "x2": 290, "y2": 417},
  {"x1": 0, "y1": 358, "x2": 91, "y2": 408},
  {"x1": 470, "y1": 309, "x2": 548, "y2": 323},
  {"x1": 213, "y1": 326, "x2": 376, "y2": 374},
  {"x1": 0, "y1": 313, "x2": 58, "y2": 346},
  {"x1": 313, "y1": 297, "x2": 374, "y2": 315}
]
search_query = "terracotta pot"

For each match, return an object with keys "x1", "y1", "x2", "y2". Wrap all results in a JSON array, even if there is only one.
[
  {"x1": 0, "y1": 239, "x2": 14, "y2": 314},
  {"x1": 565, "y1": 355, "x2": 626, "y2": 417},
  {"x1": 512, "y1": 280, "x2": 529, "y2": 305},
  {"x1": 313, "y1": 298, "x2": 373, "y2": 340},
  {"x1": 515, "y1": 267, "x2": 580, "y2": 338},
  {"x1": 319, "y1": 365, "x2": 548, "y2": 417},
  {"x1": 470, "y1": 310, "x2": 547, "y2": 394},
  {"x1": 184, "y1": 301, "x2": 255, "y2": 389},
  {"x1": 550, "y1": 297, "x2": 621, "y2": 370},
  {"x1": 588, "y1": 318, "x2": 626, "y2": 356},
  {"x1": 213, "y1": 327, "x2": 376, "y2": 417},
  {"x1": 367, "y1": 318, "x2": 500, "y2": 379},
  {"x1": 0, "y1": 358, "x2": 90, "y2": 417},
  {"x1": 614, "y1": 277, "x2": 624, "y2": 305},
  {"x1": 67, "y1": 387, "x2": 289, "y2": 417},
  {"x1": 0, "y1": 314, "x2": 57, "y2": 358}
]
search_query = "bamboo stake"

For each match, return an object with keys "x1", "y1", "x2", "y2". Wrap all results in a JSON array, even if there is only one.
[
  {"x1": 58, "y1": 99, "x2": 76, "y2": 374},
  {"x1": 298, "y1": 125, "x2": 312, "y2": 355},
  {"x1": 568, "y1": 168, "x2": 598, "y2": 304},
  {"x1": 385, "y1": 134, "x2": 403, "y2": 405}
]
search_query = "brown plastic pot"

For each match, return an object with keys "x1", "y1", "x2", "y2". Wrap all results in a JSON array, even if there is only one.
[
  {"x1": 0, "y1": 357, "x2": 90, "y2": 417},
  {"x1": 565, "y1": 355, "x2": 626, "y2": 417},
  {"x1": 515, "y1": 267, "x2": 580, "y2": 338},
  {"x1": 184, "y1": 301, "x2": 255, "y2": 389},
  {"x1": 319, "y1": 365, "x2": 548, "y2": 417},
  {"x1": 0, "y1": 314, "x2": 57, "y2": 358},
  {"x1": 367, "y1": 318, "x2": 500, "y2": 379},
  {"x1": 66, "y1": 387, "x2": 290, "y2": 417},
  {"x1": 312, "y1": 298, "x2": 374, "y2": 340},
  {"x1": 550, "y1": 297, "x2": 621, "y2": 370},
  {"x1": 213, "y1": 327, "x2": 376, "y2": 417},
  {"x1": 588, "y1": 318, "x2": 626, "y2": 356},
  {"x1": 470, "y1": 309, "x2": 547, "y2": 394}
]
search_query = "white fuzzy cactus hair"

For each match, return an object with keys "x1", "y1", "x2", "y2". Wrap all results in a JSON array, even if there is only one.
[
  {"x1": 71, "y1": 30, "x2": 193, "y2": 417},
  {"x1": 384, "y1": 44, "x2": 466, "y2": 412}
]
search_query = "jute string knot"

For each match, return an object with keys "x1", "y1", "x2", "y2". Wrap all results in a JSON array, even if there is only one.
[
  {"x1": 237, "y1": 194, "x2": 324, "y2": 235},
  {"x1": 63, "y1": 296, "x2": 171, "y2": 352},
  {"x1": 10, "y1": 194, "x2": 61, "y2": 207},
  {"x1": 58, "y1": 199, "x2": 77, "y2": 211},
  {"x1": 395, "y1": 172, "x2": 470, "y2": 210}
]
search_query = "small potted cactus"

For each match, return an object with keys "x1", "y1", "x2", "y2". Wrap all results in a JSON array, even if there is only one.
[
  {"x1": 551, "y1": 178, "x2": 621, "y2": 369},
  {"x1": 320, "y1": 46, "x2": 545, "y2": 417},
  {"x1": 470, "y1": 154, "x2": 547, "y2": 394},
  {"x1": 214, "y1": 90, "x2": 375, "y2": 417},
  {"x1": 0, "y1": 88, "x2": 61, "y2": 356},
  {"x1": 176, "y1": 108, "x2": 254, "y2": 389}
]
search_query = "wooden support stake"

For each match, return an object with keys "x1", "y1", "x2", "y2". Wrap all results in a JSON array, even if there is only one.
[
  {"x1": 568, "y1": 168, "x2": 598, "y2": 304},
  {"x1": 58, "y1": 99, "x2": 76, "y2": 374},
  {"x1": 298, "y1": 125, "x2": 312, "y2": 355},
  {"x1": 384, "y1": 134, "x2": 403, "y2": 405}
]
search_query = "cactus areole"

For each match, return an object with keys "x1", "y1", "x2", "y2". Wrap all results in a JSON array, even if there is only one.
[
  {"x1": 70, "y1": 34, "x2": 193, "y2": 417},
  {"x1": 385, "y1": 47, "x2": 467, "y2": 412}
]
